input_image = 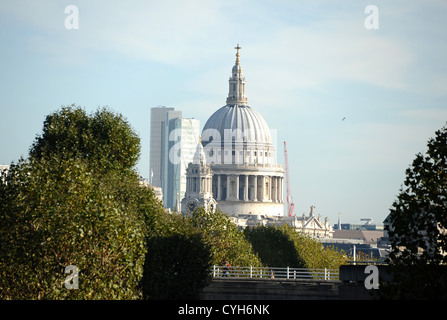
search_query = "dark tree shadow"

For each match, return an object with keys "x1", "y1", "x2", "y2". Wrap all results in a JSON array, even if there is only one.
[
  {"x1": 244, "y1": 226, "x2": 305, "y2": 268},
  {"x1": 140, "y1": 233, "x2": 212, "y2": 300}
]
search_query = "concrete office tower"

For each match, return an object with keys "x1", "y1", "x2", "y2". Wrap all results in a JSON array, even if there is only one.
[{"x1": 150, "y1": 107, "x2": 179, "y2": 188}]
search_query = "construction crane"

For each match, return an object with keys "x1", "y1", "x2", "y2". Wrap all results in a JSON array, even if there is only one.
[{"x1": 284, "y1": 141, "x2": 294, "y2": 217}]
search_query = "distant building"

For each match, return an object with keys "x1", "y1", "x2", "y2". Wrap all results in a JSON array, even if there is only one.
[
  {"x1": 182, "y1": 45, "x2": 285, "y2": 218},
  {"x1": 149, "y1": 106, "x2": 200, "y2": 211},
  {"x1": 332, "y1": 229, "x2": 384, "y2": 245},
  {"x1": 149, "y1": 107, "x2": 180, "y2": 189},
  {"x1": 233, "y1": 205, "x2": 334, "y2": 238},
  {"x1": 166, "y1": 117, "x2": 200, "y2": 211},
  {"x1": 321, "y1": 228, "x2": 388, "y2": 261},
  {"x1": 181, "y1": 140, "x2": 217, "y2": 215},
  {"x1": 181, "y1": 45, "x2": 332, "y2": 238},
  {"x1": 334, "y1": 218, "x2": 382, "y2": 231},
  {"x1": 0, "y1": 165, "x2": 9, "y2": 182},
  {"x1": 139, "y1": 176, "x2": 163, "y2": 202}
]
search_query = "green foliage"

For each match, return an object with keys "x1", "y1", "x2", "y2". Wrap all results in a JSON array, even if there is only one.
[
  {"x1": 189, "y1": 208, "x2": 262, "y2": 267},
  {"x1": 0, "y1": 105, "x2": 217, "y2": 300},
  {"x1": 244, "y1": 225, "x2": 346, "y2": 269},
  {"x1": 0, "y1": 105, "x2": 163, "y2": 299},
  {"x1": 380, "y1": 123, "x2": 447, "y2": 299},
  {"x1": 141, "y1": 213, "x2": 212, "y2": 300},
  {"x1": 0, "y1": 156, "x2": 155, "y2": 299},
  {"x1": 387, "y1": 123, "x2": 447, "y2": 264},
  {"x1": 243, "y1": 226, "x2": 305, "y2": 267},
  {"x1": 29, "y1": 105, "x2": 141, "y2": 173},
  {"x1": 0, "y1": 104, "x2": 355, "y2": 299}
]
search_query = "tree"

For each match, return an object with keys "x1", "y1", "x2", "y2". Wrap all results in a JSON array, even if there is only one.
[
  {"x1": 244, "y1": 225, "x2": 346, "y2": 270},
  {"x1": 381, "y1": 123, "x2": 447, "y2": 299},
  {"x1": 243, "y1": 226, "x2": 305, "y2": 267},
  {"x1": 29, "y1": 105, "x2": 140, "y2": 173},
  {"x1": 189, "y1": 208, "x2": 262, "y2": 267},
  {"x1": 141, "y1": 213, "x2": 212, "y2": 300},
  {"x1": 0, "y1": 105, "x2": 160, "y2": 299},
  {"x1": 0, "y1": 156, "x2": 155, "y2": 299}
]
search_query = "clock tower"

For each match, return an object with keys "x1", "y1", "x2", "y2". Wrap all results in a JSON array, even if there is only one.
[{"x1": 181, "y1": 140, "x2": 217, "y2": 215}]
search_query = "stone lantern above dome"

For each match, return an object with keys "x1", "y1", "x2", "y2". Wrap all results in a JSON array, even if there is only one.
[{"x1": 226, "y1": 44, "x2": 248, "y2": 106}]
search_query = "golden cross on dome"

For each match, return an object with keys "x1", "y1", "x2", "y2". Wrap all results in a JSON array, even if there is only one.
[
  {"x1": 235, "y1": 44, "x2": 242, "y2": 53},
  {"x1": 235, "y1": 44, "x2": 241, "y2": 63}
]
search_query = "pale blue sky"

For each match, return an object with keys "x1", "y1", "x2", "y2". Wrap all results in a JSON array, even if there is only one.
[{"x1": 1, "y1": 0, "x2": 447, "y2": 226}]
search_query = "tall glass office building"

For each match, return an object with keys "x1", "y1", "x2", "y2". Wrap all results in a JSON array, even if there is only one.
[
  {"x1": 150, "y1": 107, "x2": 200, "y2": 211},
  {"x1": 166, "y1": 117, "x2": 200, "y2": 211}
]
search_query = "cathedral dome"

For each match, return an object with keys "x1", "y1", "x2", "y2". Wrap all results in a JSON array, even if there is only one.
[
  {"x1": 202, "y1": 104, "x2": 272, "y2": 146},
  {"x1": 201, "y1": 44, "x2": 272, "y2": 148},
  {"x1": 181, "y1": 45, "x2": 284, "y2": 219}
]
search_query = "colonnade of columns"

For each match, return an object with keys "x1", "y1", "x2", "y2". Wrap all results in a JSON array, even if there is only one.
[
  {"x1": 213, "y1": 174, "x2": 283, "y2": 203},
  {"x1": 186, "y1": 175, "x2": 213, "y2": 195}
]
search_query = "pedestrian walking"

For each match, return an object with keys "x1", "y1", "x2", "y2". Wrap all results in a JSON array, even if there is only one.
[{"x1": 222, "y1": 260, "x2": 231, "y2": 277}]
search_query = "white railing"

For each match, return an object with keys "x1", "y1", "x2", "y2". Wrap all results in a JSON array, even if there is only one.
[{"x1": 211, "y1": 265, "x2": 339, "y2": 281}]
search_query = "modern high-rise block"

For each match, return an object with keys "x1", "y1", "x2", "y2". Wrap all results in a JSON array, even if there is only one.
[
  {"x1": 149, "y1": 106, "x2": 200, "y2": 211},
  {"x1": 150, "y1": 107, "x2": 178, "y2": 188}
]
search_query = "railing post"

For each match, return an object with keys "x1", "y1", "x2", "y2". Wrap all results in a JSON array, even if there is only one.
[
  {"x1": 250, "y1": 266, "x2": 253, "y2": 278},
  {"x1": 287, "y1": 267, "x2": 289, "y2": 279},
  {"x1": 324, "y1": 268, "x2": 327, "y2": 280}
]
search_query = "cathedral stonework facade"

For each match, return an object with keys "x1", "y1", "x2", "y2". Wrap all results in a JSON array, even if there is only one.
[
  {"x1": 181, "y1": 140, "x2": 217, "y2": 214},
  {"x1": 182, "y1": 45, "x2": 284, "y2": 217},
  {"x1": 181, "y1": 45, "x2": 333, "y2": 238}
]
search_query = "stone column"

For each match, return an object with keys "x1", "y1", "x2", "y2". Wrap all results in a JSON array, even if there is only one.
[
  {"x1": 235, "y1": 175, "x2": 239, "y2": 200},
  {"x1": 276, "y1": 177, "x2": 280, "y2": 202},
  {"x1": 260, "y1": 176, "x2": 265, "y2": 201},
  {"x1": 226, "y1": 175, "x2": 231, "y2": 200},
  {"x1": 217, "y1": 175, "x2": 222, "y2": 200},
  {"x1": 279, "y1": 177, "x2": 283, "y2": 202},
  {"x1": 253, "y1": 175, "x2": 258, "y2": 201},
  {"x1": 271, "y1": 176, "x2": 275, "y2": 202},
  {"x1": 275, "y1": 177, "x2": 278, "y2": 202},
  {"x1": 206, "y1": 177, "x2": 210, "y2": 194},
  {"x1": 244, "y1": 175, "x2": 249, "y2": 201},
  {"x1": 186, "y1": 177, "x2": 190, "y2": 193},
  {"x1": 268, "y1": 176, "x2": 272, "y2": 201}
]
